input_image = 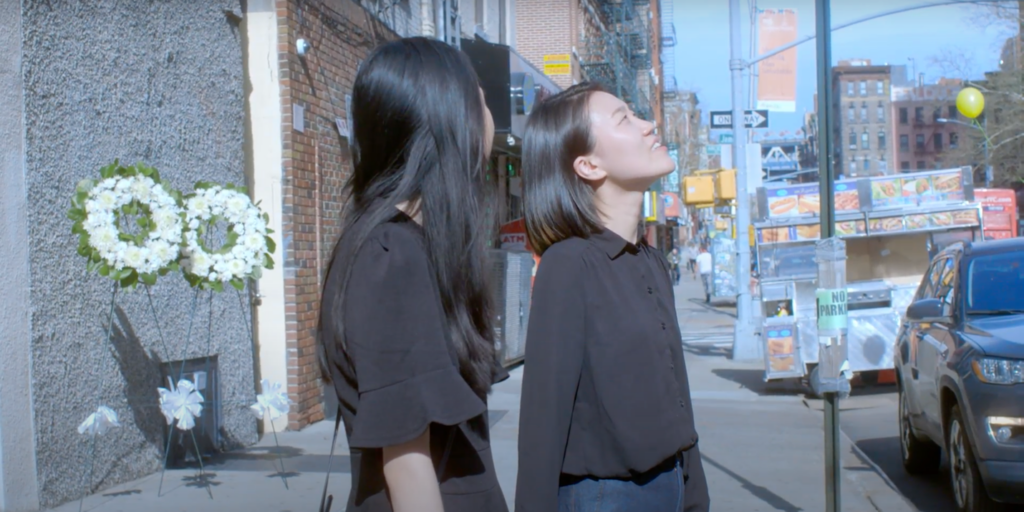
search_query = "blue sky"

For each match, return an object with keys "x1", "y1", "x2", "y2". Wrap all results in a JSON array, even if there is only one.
[{"x1": 671, "y1": 0, "x2": 1014, "y2": 136}]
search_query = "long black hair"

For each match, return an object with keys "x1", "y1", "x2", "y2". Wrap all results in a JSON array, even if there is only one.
[{"x1": 317, "y1": 37, "x2": 497, "y2": 399}]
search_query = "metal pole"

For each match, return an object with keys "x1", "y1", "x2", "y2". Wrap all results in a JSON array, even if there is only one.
[
  {"x1": 814, "y1": 0, "x2": 841, "y2": 510},
  {"x1": 984, "y1": 115, "x2": 992, "y2": 187},
  {"x1": 728, "y1": 0, "x2": 754, "y2": 361}
]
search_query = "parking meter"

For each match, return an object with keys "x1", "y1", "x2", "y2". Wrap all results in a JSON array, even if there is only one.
[{"x1": 815, "y1": 237, "x2": 850, "y2": 393}]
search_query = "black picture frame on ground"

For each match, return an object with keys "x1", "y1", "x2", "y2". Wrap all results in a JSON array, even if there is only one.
[{"x1": 160, "y1": 356, "x2": 221, "y2": 468}]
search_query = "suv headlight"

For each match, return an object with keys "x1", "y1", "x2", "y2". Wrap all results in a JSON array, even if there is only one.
[{"x1": 972, "y1": 357, "x2": 1024, "y2": 385}]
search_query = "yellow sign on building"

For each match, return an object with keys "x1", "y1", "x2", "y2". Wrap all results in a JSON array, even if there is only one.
[{"x1": 543, "y1": 54, "x2": 572, "y2": 76}]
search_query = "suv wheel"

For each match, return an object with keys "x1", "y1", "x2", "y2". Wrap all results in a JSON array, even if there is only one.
[
  {"x1": 948, "y1": 404, "x2": 998, "y2": 512},
  {"x1": 899, "y1": 387, "x2": 940, "y2": 474}
]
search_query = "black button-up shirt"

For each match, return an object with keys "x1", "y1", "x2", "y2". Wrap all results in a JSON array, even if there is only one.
[{"x1": 515, "y1": 229, "x2": 710, "y2": 512}]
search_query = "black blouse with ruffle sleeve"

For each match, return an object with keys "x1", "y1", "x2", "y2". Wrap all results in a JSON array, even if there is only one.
[{"x1": 320, "y1": 212, "x2": 508, "y2": 512}]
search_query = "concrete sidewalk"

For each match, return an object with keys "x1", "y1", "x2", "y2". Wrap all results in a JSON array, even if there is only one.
[{"x1": 50, "y1": 279, "x2": 916, "y2": 512}]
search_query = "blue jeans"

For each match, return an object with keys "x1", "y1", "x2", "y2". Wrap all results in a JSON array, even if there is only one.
[{"x1": 557, "y1": 454, "x2": 685, "y2": 512}]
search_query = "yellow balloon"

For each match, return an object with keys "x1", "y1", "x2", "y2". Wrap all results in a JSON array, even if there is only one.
[{"x1": 956, "y1": 87, "x2": 985, "y2": 119}]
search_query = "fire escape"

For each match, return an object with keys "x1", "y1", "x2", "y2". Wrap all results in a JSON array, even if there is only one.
[{"x1": 579, "y1": 0, "x2": 654, "y2": 122}]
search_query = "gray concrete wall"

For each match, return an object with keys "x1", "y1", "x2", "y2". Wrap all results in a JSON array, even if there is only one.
[
  {"x1": 20, "y1": 1, "x2": 256, "y2": 507},
  {"x1": 0, "y1": 2, "x2": 42, "y2": 511}
]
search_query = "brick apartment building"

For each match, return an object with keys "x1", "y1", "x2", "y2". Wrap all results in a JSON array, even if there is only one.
[
  {"x1": 890, "y1": 78, "x2": 967, "y2": 173},
  {"x1": 831, "y1": 59, "x2": 908, "y2": 177},
  {"x1": 515, "y1": 0, "x2": 664, "y2": 132}
]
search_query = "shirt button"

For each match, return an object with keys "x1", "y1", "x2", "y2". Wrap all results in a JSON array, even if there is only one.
[
  {"x1": 661, "y1": 322, "x2": 667, "y2": 330},
  {"x1": 647, "y1": 287, "x2": 653, "y2": 294},
  {"x1": 679, "y1": 398, "x2": 686, "y2": 408}
]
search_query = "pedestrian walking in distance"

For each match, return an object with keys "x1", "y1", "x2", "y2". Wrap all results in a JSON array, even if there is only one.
[
  {"x1": 516, "y1": 82, "x2": 709, "y2": 512},
  {"x1": 686, "y1": 243, "x2": 698, "y2": 279},
  {"x1": 668, "y1": 247, "x2": 682, "y2": 285},
  {"x1": 696, "y1": 246, "x2": 713, "y2": 303},
  {"x1": 316, "y1": 37, "x2": 508, "y2": 512}
]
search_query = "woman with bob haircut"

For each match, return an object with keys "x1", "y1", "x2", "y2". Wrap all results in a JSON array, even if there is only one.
[
  {"x1": 316, "y1": 37, "x2": 508, "y2": 512},
  {"x1": 515, "y1": 82, "x2": 709, "y2": 512}
]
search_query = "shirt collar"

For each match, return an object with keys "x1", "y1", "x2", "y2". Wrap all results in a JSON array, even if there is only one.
[{"x1": 590, "y1": 227, "x2": 646, "y2": 259}]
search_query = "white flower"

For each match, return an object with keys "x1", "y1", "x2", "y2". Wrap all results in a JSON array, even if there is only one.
[
  {"x1": 208, "y1": 271, "x2": 219, "y2": 281},
  {"x1": 122, "y1": 246, "x2": 145, "y2": 268},
  {"x1": 243, "y1": 232, "x2": 265, "y2": 251},
  {"x1": 77, "y1": 406, "x2": 121, "y2": 436},
  {"x1": 130, "y1": 179, "x2": 152, "y2": 202},
  {"x1": 227, "y1": 258, "x2": 247, "y2": 277},
  {"x1": 157, "y1": 378, "x2": 204, "y2": 431},
  {"x1": 250, "y1": 380, "x2": 292, "y2": 421},
  {"x1": 91, "y1": 227, "x2": 118, "y2": 250},
  {"x1": 96, "y1": 190, "x2": 119, "y2": 210}
]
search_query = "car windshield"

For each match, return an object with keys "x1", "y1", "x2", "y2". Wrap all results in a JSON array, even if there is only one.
[{"x1": 966, "y1": 251, "x2": 1024, "y2": 314}]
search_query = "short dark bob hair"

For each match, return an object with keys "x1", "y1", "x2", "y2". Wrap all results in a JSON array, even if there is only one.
[{"x1": 522, "y1": 82, "x2": 608, "y2": 256}]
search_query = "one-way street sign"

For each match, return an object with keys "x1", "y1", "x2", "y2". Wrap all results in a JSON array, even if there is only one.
[{"x1": 710, "y1": 109, "x2": 769, "y2": 129}]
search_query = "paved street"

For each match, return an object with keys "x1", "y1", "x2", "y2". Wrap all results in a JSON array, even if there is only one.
[
  {"x1": 838, "y1": 391, "x2": 959, "y2": 512},
  {"x1": 50, "y1": 277, "x2": 917, "y2": 512}
]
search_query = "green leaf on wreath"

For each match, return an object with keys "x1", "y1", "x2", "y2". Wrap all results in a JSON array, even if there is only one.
[
  {"x1": 98, "y1": 263, "x2": 110, "y2": 277},
  {"x1": 78, "y1": 245, "x2": 91, "y2": 258},
  {"x1": 118, "y1": 233, "x2": 134, "y2": 242},
  {"x1": 120, "y1": 270, "x2": 138, "y2": 288},
  {"x1": 265, "y1": 236, "x2": 276, "y2": 254},
  {"x1": 136, "y1": 216, "x2": 149, "y2": 229},
  {"x1": 263, "y1": 253, "x2": 275, "y2": 270},
  {"x1": 68, "y1": 208, "x2": 85, "y2": 222},
  {"x1": 211, "y1": 281, "x2": 224, "y2": 293},
  {"x1": 251, "y1": 265, "x2": 263, "y2": 280},
  {"x1": 140, "y1": 272, "x2": 157, "y2": 286},
  {"x1": 230, "y1": 279, "x2": 245, "y2": 291},
  {"x1": 100, "y1": 165, "x2": 115, "y2": 179}
]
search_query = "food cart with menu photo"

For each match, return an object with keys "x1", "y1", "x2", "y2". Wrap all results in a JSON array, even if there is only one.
[{"x1": 754, "y1": 167, "x2": 985, "y2": 390}]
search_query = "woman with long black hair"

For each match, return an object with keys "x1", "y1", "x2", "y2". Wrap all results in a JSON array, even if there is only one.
[
  {"x1": 317, "y1": 37, "x2": 507, "y2": 512},
  {"x1": 515, "y1": 82, "x2": 710, "y2": 511}
]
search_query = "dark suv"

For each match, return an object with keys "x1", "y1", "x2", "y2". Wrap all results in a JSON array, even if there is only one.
[{"x1": 895, "y1": 238, "x2": 1024, "y2": 512}]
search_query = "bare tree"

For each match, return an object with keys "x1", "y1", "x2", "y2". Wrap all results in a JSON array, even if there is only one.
[{"x1": 929, "y1": 3, "x2": 1024, "y2": 186}]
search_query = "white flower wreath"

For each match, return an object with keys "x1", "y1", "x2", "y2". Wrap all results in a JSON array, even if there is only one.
[
  {"x1": 69, "y1": 162, "x2": 184, "y2": 287},
  {"x1": 180, "y1": 182, "x2": 275, "y2": 291}
]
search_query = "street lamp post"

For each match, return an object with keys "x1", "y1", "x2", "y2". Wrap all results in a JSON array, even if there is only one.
[{"x1": 937, "y1": 116, "x2": 991, "y2": 187}]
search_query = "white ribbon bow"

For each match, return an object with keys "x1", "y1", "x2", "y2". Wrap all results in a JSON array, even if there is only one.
[
  {"x1": 158, "y1": 377, "x2": 204, "y2": 431},
  {"x1": 77, "y1": 406, "x2": 121, "y2": 436},
  {"x1": 250, "y1": 379, "x2": 292, "y2": 421}
]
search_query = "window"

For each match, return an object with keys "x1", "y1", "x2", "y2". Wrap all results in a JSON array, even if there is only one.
[
  {"x1": 915, "y1": 107, "x2": 924, "y2": 123},
  {"x1": 950, "y1": 132, "x2": 958, "y2": 148},
  {"x1": 860, "y1": 81, "x2": 867, "y2": 96},
  {"x1": 948, "y1": 105, "x2": 957, "y2": 119},
  {"x1": 916, "y1": 134, "x2": 926, "y2": 149},
  {"x1": 900, "y1": 134, "x2": 909, "y2": 151},
  {"x1": 861, "y1": 105, "x2": 867, "y2": 122},
  {"x1": 917, "y1": 160, "x2": 926, "y2": 169},
  {"x1": 498, "y1": 0, "x2": 508, "y2": 44},
  {"x1": 861, "y1": 131, "x2": 869, "y2": 149},
  {"x1": 933, "y1": 108, "x2": 942, "y2": 123},
  {"x1": 849, "y1": 156, "x2": 856, "y2": 172},
  {"x1": 935, "y1": 257, "x2": 958, "y2": 312},
  {"x1": 877, "y1": 105, "x2": 885, "y2": 122},
  {"x1": 847, "y1": 82, "x2": 854, "y2": 96},
  {"x1": 849, "y1": 131, "x2": 857, "y2": 149},
  {"x1": 878, "y1": 131, "x2": 886, "y2": 149},
  {"x1": 862, "y1": 156, "x2": 870, "y2": 171},
  {"x1": 879, "y1": 157, "x2": 888, "y2": 173},
  {"x1": 967, "y1": 252, "x2": 1024, "y2": 312},
  {"x1": 934, "y1": 133, "x2": 943, "y2": 151},
  {"x1": 901, "y1": 161, "x2": 911, "y2": 171},
  {"x1": 899, "y1": 107, "x2": 908, "y2": 124},
  {"x1": 877, "y1": 81, "x2": 884, "y2": 95},
  {"x1": 848, "y1": 105, "x2": 855, "y2": 121}
]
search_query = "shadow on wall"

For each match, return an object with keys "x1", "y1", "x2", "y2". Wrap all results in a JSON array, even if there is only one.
[{"x1": 107, "y1": 305, "x2": 168, "y2": 450}]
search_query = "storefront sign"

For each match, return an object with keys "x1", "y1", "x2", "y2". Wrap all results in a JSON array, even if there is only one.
[{"x1": 816, "y1": 288, "x2": 848, "y2": 332}]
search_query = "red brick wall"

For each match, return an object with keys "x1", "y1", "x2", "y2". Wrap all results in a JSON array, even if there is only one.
[{"x1": 276, "y1": 0, "x2": 399, "y2": 429}]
